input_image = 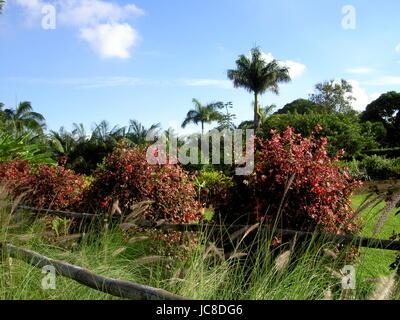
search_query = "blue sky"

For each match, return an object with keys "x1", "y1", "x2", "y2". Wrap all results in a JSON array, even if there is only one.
[{"x1": 0, "y1": 0, "x2": 399, "y2": 134}]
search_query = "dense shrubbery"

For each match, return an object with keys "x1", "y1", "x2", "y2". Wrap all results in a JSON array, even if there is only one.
[
  {"x1": 0, "y1": 160, "x2": 86, "y2": 210},
  {"x1": 261, "y1": 112, "x2": 385, "y2": 159},
  {"x1": 193, "y1": 170, "x2": 234, "y2": 208},
  {"x1": 0, "y1": 132, "x2": 54, "y2": 164},
  {"x1": 215, "y1": 127, "x2": 362, "y2": 235},
  {"x1": 83, "y1": 144, "x2": 202, "y2": 223},
  {"x1": 362, "y1": 147, "x2": 400, "y2": 159},
  {"x1": 340, "y1": 160, "x2": 369, "y2": 181},
  {"x1": 358, "y1": 155, "x2": 400, "y2": 181}
]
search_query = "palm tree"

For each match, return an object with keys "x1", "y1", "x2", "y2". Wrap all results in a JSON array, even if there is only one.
[
  {"x1": 181, "y1": 98, "x2": 223, "y2": 134},
  {"x1": 227, "y1": 47, "x2": 291, "y2": 130},
  {"x1": 0, "y1": 1, "x2": 5, "y2": 14},
  {"x1": 127, "y1": 119, "x2": 161, "y2": 145},
  {"x1": 3, "y1": 101, "x2": 46, "y2": 135}
]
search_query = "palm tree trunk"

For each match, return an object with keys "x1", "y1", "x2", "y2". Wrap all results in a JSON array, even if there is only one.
[
  {"x1": 254, "y1": 92, "x2": 261, "y2": 130},
  {"x1": 201, "y1": 121, "x2": 204, "y2": 135}
]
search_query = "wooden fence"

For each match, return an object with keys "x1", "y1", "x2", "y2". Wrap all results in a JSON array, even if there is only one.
[
  {"x1": 16, "y1": 205, "x2": 400, "y2": 251},
  {"x1": 3, "y1": 205, "x2": 400, "y2": 300},
  {"x1": 0, "y1": 243, "x2": 188, "y2": 300}
]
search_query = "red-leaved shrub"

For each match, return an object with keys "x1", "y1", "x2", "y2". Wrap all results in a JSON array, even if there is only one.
[
  {"x1": 0, "y1": 160, "x2": 86, "y2": 210},
  {"x1": 215, "y1": 126, "x2": 362, "y2": 235},
  {"x1": 84, "y1": 144, "x2": 202, "y2": 224}
]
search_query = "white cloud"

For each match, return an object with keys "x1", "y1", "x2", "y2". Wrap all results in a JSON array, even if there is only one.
[
  {"x1": 363, "y1": 76, "x2": 400, "y2": 86},
  {"x1": 6, "y1": 76, "x2": 233, "y2": 89},
  {"x1": 180, "y1": 79, "x2": 232, "y2": 89},
  {"x1": 347, "y1": 80, "x2": 382, "y2": 111},
  {"x1": 347, "y1": 80, "x2": 371, "y2": 111},
  {"x1": 345, "y1": 67, "x2": 374, "y2": 74},
  {"x1": 260, "y1": 52, "x2": 306, "y2": 79},
  {"x1": 80, "y1": 23, "x2": 138, "y2": 59},
  {"x1": 395, "y1": 43, "x2": 400, "y2": 53},
  {"x1": 13, "y1": 0, "x2": 144, "y2": 59},
  {"x1": 370, "y1": 92, "x2": 381, "y2": 101},
  {"x1": 14, "y1": 0, "x2": 48, "y2": 26},
  {"x1": 57, "y1": 0, "x2": 144, "y2": 27}
]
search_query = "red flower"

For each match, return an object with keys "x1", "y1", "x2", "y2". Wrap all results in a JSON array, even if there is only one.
[
  {"x1": 101, "y1": 201, "x2": 108, "y2": 207},
  {"x1": 125, "y1": 165, "x2": 133, "y2": 172}
]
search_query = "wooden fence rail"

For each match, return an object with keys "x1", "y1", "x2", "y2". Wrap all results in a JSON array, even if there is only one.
[
  {"x1": 16, "y1": 206, "x2": 400, "y2": 251},
  {"x1": 17, "y1": 206, "x2": 99, "y2": 219},
  {"x1": 136, "y1": 221, "x2": 400, "y2": 251},
  {"x1": 0, "y1": 243, "x2": 188, "y2": 300}
]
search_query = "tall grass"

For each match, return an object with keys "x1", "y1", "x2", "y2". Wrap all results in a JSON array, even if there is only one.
[{"x1": 0, "y1": 190, "x2": 399, "y2": 300}]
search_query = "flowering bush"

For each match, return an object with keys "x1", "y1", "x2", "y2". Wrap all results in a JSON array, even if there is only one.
[
  {"x1": 84, "y1": 144, "x2": 202, "y2": 224},
  {"x1": 0, "y1": 160, "x2": 86, "y2": 210},
  {"x1": 215, "y1": 126, "x2": 362, "y2": 235}
]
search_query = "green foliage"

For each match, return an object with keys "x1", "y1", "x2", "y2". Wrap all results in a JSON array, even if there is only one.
[
  {"x1": 363, "y1": 147, "x2": 400, "y2": 159},
  {"x1": 309, "y1": 79, "x2": 355, "y2": 113},
  {"x1": 275, "y1": 98, "x2": 328, "y2": 115},
  {"x1": 0, "y1": 132, "x2": 54, "y2": 164},
  {"x1": 2, "y1": 101, "x2": 46, "y2": 136},
  {"x1": 215, "y1": 102, "x2": 237, "y2": 130},
  {"x1": 0, "y1": 0, "x2": 5, "y2": 13},
  {"x1": 360, "y1": 91, "x2": 400, "y2": 147},
  {"x1": 339, "y1": 160, "x2": 369, "y2": 181},
  {"x1": 227, "y1": 47, "x2": 291, "y2": 129},
  {"x1": 181, "y1": 99, "x2": 224, "y2": 134},
  {"x1": 359, "y1": 155, "x2": 400, "y2": 181},
  {"x1": 194, "y1": 170, "x2": 234, "y2": 207},
  {"x1": 261, "y1": 112, "x2": 381, "y2": 159},
  {"x1": 49, "y1": 120, "x2": 160, "y2": 174},
  {"x1": 51, "y1": 217, "x2": 70, "y2": 237}
]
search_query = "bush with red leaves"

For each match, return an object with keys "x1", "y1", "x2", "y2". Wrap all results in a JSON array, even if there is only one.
[
  {"x1": 0, "y1": 160, "x2": 86, "y2": 210},
  {"x1": 84, "y1": 144, "x2": 202, "y2": 224},
  {"x1": 215, "y1": 126, "x2": 362, "y2": 235}
]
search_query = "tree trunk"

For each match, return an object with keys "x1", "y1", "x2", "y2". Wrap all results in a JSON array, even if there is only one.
[
  {"x1": 201, "y1": 121, "x2": 204, "y2": 135},
  {"x1": 254, "y1": 92, "x2": 261, "y2": 130}
]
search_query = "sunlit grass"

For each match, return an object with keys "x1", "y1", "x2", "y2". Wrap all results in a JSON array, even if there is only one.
[{"x1": 0, "y1": 193, "x2": 399, "y2": 300}]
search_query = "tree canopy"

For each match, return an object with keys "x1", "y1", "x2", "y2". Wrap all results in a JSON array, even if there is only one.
[
  {"x1": 360, "y1": 91, "x2": 400, "y2": 147},
  {"x1": 261, "y1": 112, "x2": 385, "y2": 159},
  {"x1": 0, "y1": 1, "x2": 5, "y2": 14},
  {"x1": 309, "y1": 79, "x2": 355, "y2": 113},
  {"x1": 227, "y1": 47, "x2": 291, "y2": 129},
  {"x1": 275, "y1": 99, "x2": 328, "y2": 115},
  {"x1": 181, "y1": 98, "x2": 223, "y2": 134}
]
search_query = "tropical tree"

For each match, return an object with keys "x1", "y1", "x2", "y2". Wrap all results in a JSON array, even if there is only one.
[
  {"x1": 3, "y1": 101, "x2": 46, "y2": 136},
  {"x1": 127, "y1": 119, "x2": 161, "y2": 145},
  {"x1": 360, "y1": 91, "x2": 400, "y2": 147},
  {"x1": 309, "y1": 79, "x2": 355, "y2": 113},
  {"x1": 48, "y1": 120, "x2": 162, "y2": 174},
  {"x1": 0, "y1": 132, "x2": 54, "y2": 164},
  {"x1": 227, "y1": 47, "x2": 291, "y2": 130},
  {"x1": 275, "y1": 99, "x2": 328, "y2": 115},
  {"x1": 181, "y1": 98, "x2": 223, "y2": 134},
  {"x1": 0, "y1": 1, "x2": 5, "y2": 14},
  {"x1": 215, "y1": 102, "x2": 236, "y2": 130},
  {"x1": 238, "y1": 104, "x2": 276, "y2": 129},
  {"x1": 261, "y1": 112, "x2": 384, "y2": 159}
]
